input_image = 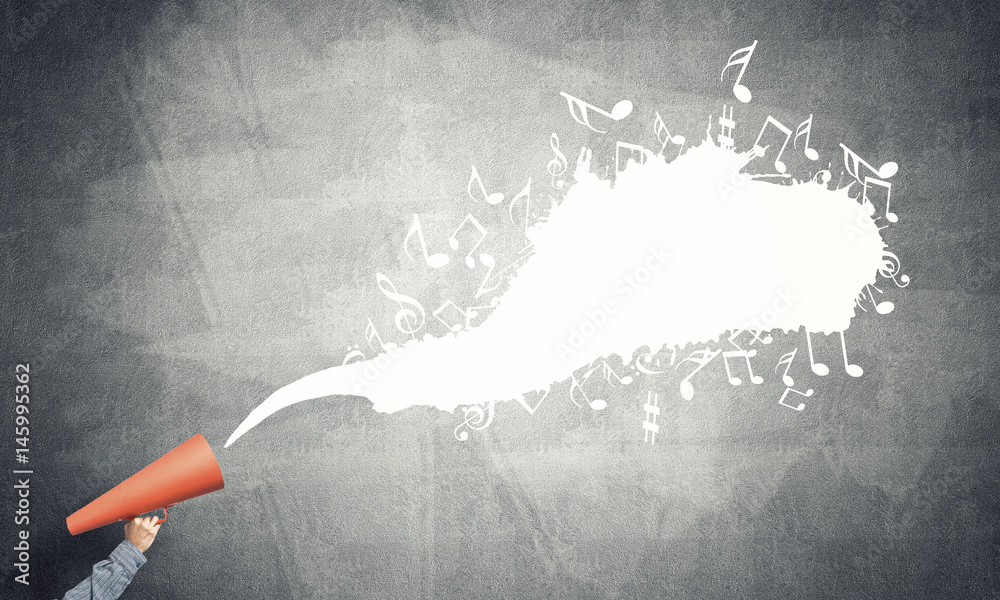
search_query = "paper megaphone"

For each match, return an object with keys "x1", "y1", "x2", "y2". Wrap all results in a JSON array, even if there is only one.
[{"x1": 67, "y1": 433, "x2": 224, "y2": 536}]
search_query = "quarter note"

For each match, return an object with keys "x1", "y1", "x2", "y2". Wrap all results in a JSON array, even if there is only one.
[
  {"x1": 794, "y1": 114, "x2": 820, "y2": 161},
  {"x1": 467, "y1": 165, "x2": 504, "y2": 204},
  {"x1": 839, "y1": 331, "x2": 863, "y2": 377},
  {"x1": 805, "y1": 331, "x2": 830, "y2": 376},
  {"x1": 751, "y1": 116, "x2": 793, "y2": 173},
  {"x1": 778, "y1": 387, "x2": 813, "y2": 411},
  {"x1": 448, "y1": 214, "x2": 488, "y2": 268},
  {"x1": 559, "y1": 91, "x2": 633, "y2": 134},
  {"x1": 721, "y1": 40, "x2": 757, "y2": 103},
  {"x1": 404, "y1": 214, "x2": 450, "y2": 269}
]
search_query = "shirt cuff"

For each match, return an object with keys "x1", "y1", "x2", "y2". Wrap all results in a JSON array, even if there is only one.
[{"x1": 109, "y1": 540, "x2": 147, "y2": 577}]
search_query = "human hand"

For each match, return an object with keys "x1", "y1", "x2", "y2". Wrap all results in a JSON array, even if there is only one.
[{"x1": 124, "y1": 515, "x2": 161, "y2": 553}]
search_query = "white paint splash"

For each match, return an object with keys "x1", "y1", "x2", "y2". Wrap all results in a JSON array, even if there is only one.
[{"x1": 226, "y1": 139, "x2": 888, "y2": 448}]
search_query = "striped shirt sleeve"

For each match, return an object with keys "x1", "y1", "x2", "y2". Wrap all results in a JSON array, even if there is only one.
[{"x1": 61, "y1": 540, "x2": 146, "y2": 600}]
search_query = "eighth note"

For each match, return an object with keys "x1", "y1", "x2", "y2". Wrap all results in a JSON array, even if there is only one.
[
  {"x1": 751, "y1": 116, "x2": 793, "y2": 173},
  {"x1": 653, "y1": 111, "x2": 685, "y2": 159},
  {"x1": 721, "y1": 40, "x2": 757, "y2": 103},
  {"x1": 805, "y1": 330, "x2": 863, "y2": 377},
  {"x1": 778, "y1": 387, "x2": 813, "y2": 411},
  {"x1": 774, "y1": 348, "x2": 798, "y2": 387},
  {"x1": 448, "y1": 213, "x2": 488, "y2": 268},
  {"x1": 467, "y1": 165, "x2": 504, "y2": 204},
  {"x1": 404, "y1": 214, "x2": 450, "y2": 269},
  {"x1": 559, "y1": 91, "x2": 633, "y2": 134},
  {"x1": 794, "y1": 114, "x2": 820, "y2": 161}
]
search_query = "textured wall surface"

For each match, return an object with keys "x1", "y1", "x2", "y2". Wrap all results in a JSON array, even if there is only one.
[{"x1": 2, "y1": 0, "x2": 999, "y2": 598}]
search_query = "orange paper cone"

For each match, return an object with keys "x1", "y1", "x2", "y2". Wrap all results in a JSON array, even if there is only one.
[{"x1": 67, "y1": 433, "x2": 224, "y2": 535}]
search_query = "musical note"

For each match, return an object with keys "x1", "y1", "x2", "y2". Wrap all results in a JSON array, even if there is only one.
[
  {"x1": 862, "y1": 176, "x2": 898, "y2": 223},
  {"x1": 432, "y1": 299, "x2": 468, "y2": 333},
  {"x1": 839, "y1": 143, "x2": 898, "y2": 181},
  {"x1": 879, "y1": 251, "x2": 910, "y2": 288},
  {"x1": 677, "y1": 348, "x2": 721, "y2": 400},
  {"x1": 855, "y1": 284, "x2": 894, "y2": 315},
  {"x1": 804, "y1": 331, "x2": 862, "y2": 377},
  {"x1": 559, "y1": 91, "x2": 633, "y2": 134},
  {"x1": 778, "y1": 387, "x2": 813, "y2": 411},
  {"x1": 653, "y1": 111, "x2": 685, "y2": 159},
  {"x1": 774, "y1": 349, "x2": 798, "y2": 387},
  {"x1": 615, "y1": 141, "x2": 652, "y2": 173},
  {"x1": 805, "y1": 331, "x2": 829, "y2": 376},
  {"x1": 375, "y1": 272, "x2": 426, "y2": 339},
  {"x1": 643, "y1": 391, "x2": 660, "y2": 445},
  {"x1": 747, "y1": 329, "x2": 773, "y2": 345},
  {"x1": 813, "y1": 169, "x2": 833, "y2": 185},
  {"x1": 717, "y1": 104, "x2": 736, "y2": 149},
  {"x1": 839, "y1": 331, "x2": 863, "y2": 377},
  {"x1": 364, "y1": 317, "x2": 393, "y2": 354},
  {"x1": 448, "y1": 214, "x2": 488, "y2": 268},
  {"x1": 722, "y1": 349, "x2": 764, "y2": 385},
  {"x1": 570, "y1": 373, "x2": 606, "y2": 411},
  {"x1": 751, "y1": 116, "x2": 793, "y2": 173},
  {"x1": 341, "y1": 346, "x2": 365, "y2": 366},
  {"x1": 404, "y1": 214, "x2": 449, "y2": 269},
  {"x1": 721, "y1": 40, "x2": 757, "y2": 103},
  {"x1": 599, "y1": 359, "x2": 634, "y2": 385},
  {"x1": 508, "y1": 178, "x2": 533, "y2": 236},
  {"x1": 467, "y1": 165, "x2": 504, "y2": 204},
  {"x1": 464, "y1": 297, "x2": 500, "y2": 329},
  {"x1": 474, "y1": 244, "x2": 535, "y2": 299},
  {"x1": 516, "y1": 387, "x2": 550, "y2": 416},
  {"x1": 474, "y1": 253, "x2": 500, "y2": 299},
  {"x1": 794, "y1": 114, "x2": 820, "y2": 161},
  {"x1": 454, "y1": 399, "x2": 496, "y2": 441},
  {"x1": 635, "y1": 351, "x2": 667, "y2": 375},
  {"x1": 546, "y1": 133, "x2": 568, "y2": 188}
]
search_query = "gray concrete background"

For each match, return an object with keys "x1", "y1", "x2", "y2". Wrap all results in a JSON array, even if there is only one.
[{"x1": 2, "y1": 0, "x2": 998, "y2": 598}]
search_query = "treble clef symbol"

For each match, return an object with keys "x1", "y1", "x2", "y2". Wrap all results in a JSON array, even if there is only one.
[
  {"x1": 375, "y1": 272, "x2": 426, "y2": 339},
  {"x1": 546, "y1": 132, "x2": 568, "y2": 189}
]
